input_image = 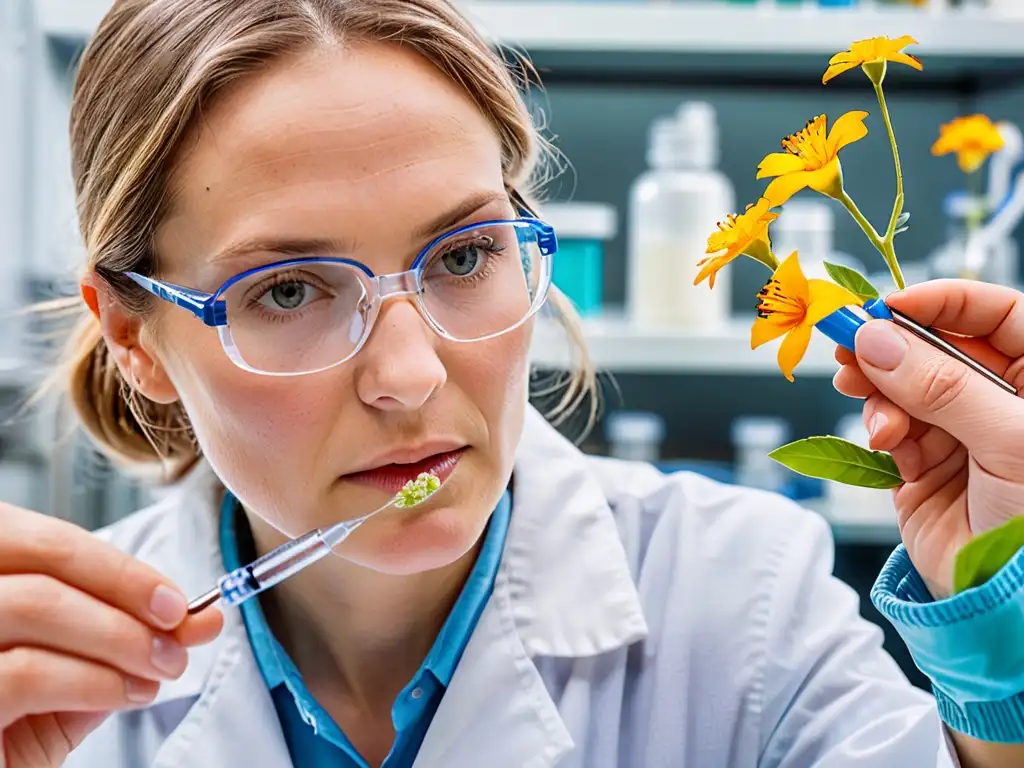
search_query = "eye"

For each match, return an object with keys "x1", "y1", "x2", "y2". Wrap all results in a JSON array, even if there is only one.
[
  {"x1": 440, "y1": 245, "x2": 481, "y2": 277},
  {"x1": 259, "y1": 280, "x2": 317, "y2": 311}
]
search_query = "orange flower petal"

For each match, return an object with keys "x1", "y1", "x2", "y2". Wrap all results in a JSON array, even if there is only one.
[
  {"x1": 888, "y1": 35, "x2": 920, "y2": 52},
  {"x1": 777, "y1": 324, "x2": 813, "y2": 382},
  {"x1": 822, "y1": 60, "x2": 860, "y2": 84},
  {"x1": 803, "y1": 159, "x2": 843, "y2": 198},
  {"x1": 756, "y1": 152, "x2": 807, "y2": 179},
  {"x1": 957, "y1": 147, "x2": 989, "y2": 174},
  {"x1": 804, "y1": 279, "x2": 862, "y2": 326},
  {"x1": 888, "y1": 52, "x2": 923, "y2": 71},
  {"x1": 695, "y1": 253, "x2": 738, "y2": 288},
  {"x1": 826, "y1": 111, "x2": 869, "y2": 156},
  {"x1": 769, "y1": 252, "x2": 810, "y2": 305},
  {"x1": 764, "y1": 172, "x2": 813, "y2": 207},
  {"x1": 751, "y1": 313, "x2": 797, "y2": 350}
]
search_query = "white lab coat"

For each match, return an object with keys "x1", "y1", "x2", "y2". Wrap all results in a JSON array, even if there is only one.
[{"x1": 67, "y1": 406, "x2": 961, "y2": 768}]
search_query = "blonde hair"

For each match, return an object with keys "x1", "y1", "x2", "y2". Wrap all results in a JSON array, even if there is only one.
[{"x1": 60, "y1": 0, "x2": 597, "y2": 482}]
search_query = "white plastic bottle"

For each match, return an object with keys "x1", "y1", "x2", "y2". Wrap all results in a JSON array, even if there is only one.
[{"x1": 627, "y1": 102, "x2": 735, "y2": 331}]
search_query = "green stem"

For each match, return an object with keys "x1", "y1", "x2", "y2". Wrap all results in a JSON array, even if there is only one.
[
  {"x1": 881, "y1": 239, "x2": 906, "y2": 291},
  {"x1": 838, "y1": 190, "x2": 884, "y2": 252},
  {"x1": 872, "y1": 83, "x2": 907, "y2": 290},
  {"x1": 838, "y1": 190, "x2": 905, "y2": 289},
  {"x1": 875, "y1": 83, "x2": 904, "y2": 240}
]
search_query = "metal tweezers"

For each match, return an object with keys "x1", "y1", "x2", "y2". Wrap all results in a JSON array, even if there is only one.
[{"x1": 887, "y1": 307, "x2": 1017, "y2": 396}]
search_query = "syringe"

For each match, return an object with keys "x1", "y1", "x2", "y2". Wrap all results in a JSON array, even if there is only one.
[{"x1": 187, "y1": 472, "x2": 442, "y2": 614}]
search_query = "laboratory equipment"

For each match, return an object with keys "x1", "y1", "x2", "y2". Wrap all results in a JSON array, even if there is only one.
[
  {"x1": 816, "y1": 298, "x2": 1017, "y2": 395},
  {"x1": 543, "y1": 202, "x2": 617, "y2": 317},
  {"x1": 961, "y1": 121, "x2": 1024, "y2": 285},
  {"x1": 606, "y1": 411, "x2": 666, "y2": 464},
  {"x1": 627, "y1": 101, "x2": 735, "y2": 331},
  {"x1": 730, "y1": 416, "x2": 792, "y2": 493},
  {"x1": 928, "y1": 191, "x2": 1018, "y2": 288},
  {"x1": 187, "y1": 472, "x2": 442, "y2": 614},
  {"x1": 823, "y1": 413, "x2": 897, "y2": 526},
  {"x1": 772, "y1": 196, "x2": 868, "y2": 281}
]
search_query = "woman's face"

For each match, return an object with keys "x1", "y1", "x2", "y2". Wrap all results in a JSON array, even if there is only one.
[{"x1": 147, "y1": 43, "x2": 531, "y2": 573}]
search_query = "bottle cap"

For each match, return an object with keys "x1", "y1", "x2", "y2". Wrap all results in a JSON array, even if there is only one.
[
  {"x1": 542, "y1": 202, "x2": 618, "y2": 240},
  {"x1": 730, "y1": 416, "x2": 790, "y2": 449},
  {"x1": 606, "y1": 411, "x2": 666, "y2": 446},
  {"x1": 648, "y1": 101, "x2": 719, "y2": 170}
]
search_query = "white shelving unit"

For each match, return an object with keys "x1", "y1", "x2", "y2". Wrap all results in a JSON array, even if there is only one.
[
  {"x1": 462, "y1": 1, "x2": 1024, "y2": 58},
  {"x1": 35, "y1": 0, "x2": 1024, "y2": 60},
  {"x1": 530, "y1": 315, "x2": 841, "y2": 376}
]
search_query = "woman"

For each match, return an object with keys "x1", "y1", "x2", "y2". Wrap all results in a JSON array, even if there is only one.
[{"x1": 2, "y1": 1, "x2": 1023, "y2": 766}]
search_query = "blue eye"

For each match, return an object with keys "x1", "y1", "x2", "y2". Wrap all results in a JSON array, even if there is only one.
[{"x1": 441, "y1": 246, "x2": 481, "y2": 277}]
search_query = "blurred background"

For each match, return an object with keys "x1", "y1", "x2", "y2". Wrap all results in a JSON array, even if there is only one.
[{"x1": 4, "y1": 0, "x2": 1024, "y2": 689}]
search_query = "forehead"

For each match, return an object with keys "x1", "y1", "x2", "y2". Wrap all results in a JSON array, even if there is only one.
[{"x1": 156, "y1": 43, "x2": 505, "y2": 275}]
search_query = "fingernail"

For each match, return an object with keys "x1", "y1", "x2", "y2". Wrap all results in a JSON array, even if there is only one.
[
  {"x1": 149, "y1": 585, "x2": 187, "y2": 629},
  {"x1": 151, "y1": 636, "x2": 187, "y2": 678},
  {"x1": 857, "y1": 321, "x2": 908, "y2": 371},
  {"x1": 125, "y1": 677, "x2": 159, "y2": 703},
  {"x1": 868, "y1": 412, "x2": 888, "y2": 440}
]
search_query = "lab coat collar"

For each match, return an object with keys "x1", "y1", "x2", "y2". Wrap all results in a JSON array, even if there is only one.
[{"x1": 146, "y1": 406, "x2": 647, "y2": 766}]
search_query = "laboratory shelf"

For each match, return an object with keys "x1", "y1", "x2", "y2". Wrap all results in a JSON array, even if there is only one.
[
  {"x1": 462, "y1": 1, "x2": 1024, "y2": 87},
  {"x1": 801, "y1": 498, "x2": 902, "y2": 546},
  {"x1": 530, "y1": 314, "x2": 840, "y2": 376},
  {"x1": 34, "y1": 1, "x2": 1024, "y2": 87}
]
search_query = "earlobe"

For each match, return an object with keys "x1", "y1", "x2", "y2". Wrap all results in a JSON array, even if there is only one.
[{"x1": 81, "y1": 272, "x2": 180, "y2": 406}]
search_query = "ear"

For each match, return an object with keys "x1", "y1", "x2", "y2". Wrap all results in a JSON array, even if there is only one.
[{"x1": 81, "y1": 272, "x2": 180, "y2": 405}]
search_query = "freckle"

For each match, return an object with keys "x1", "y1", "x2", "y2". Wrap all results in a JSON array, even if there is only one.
[{"x1": 205, "y1": 186, "x2": 211, "y2": 192}]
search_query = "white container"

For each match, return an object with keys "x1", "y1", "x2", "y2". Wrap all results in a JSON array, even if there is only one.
[
  {"x1": 823, "y1": 413, "x2": 896, "y2": 525},
  {"x1": 606, "y1": 411, "x2": 666, "y2": 464},
  {"x1": 773, "y1": 196, "x2": 867, "y2": 281},
  {"x1": 730, "y1": 416, "x2": 790, "y2": 493},
  {"x1": 627, "y1": 102, "x2": 735, "y2": 331}
]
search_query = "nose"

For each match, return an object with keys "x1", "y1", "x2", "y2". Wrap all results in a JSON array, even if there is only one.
[{"x1": 354, "y1": 299, "x2": 447, "y2": 411}]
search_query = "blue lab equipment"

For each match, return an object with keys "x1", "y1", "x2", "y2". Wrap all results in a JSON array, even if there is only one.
[{"x1": 815, "y1": 299, "x2": 1016, "y2": 395}]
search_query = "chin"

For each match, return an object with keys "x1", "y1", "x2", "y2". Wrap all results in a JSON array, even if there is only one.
[{"x1": 344, "y1": 501, "x2": 489, "y2": 575}]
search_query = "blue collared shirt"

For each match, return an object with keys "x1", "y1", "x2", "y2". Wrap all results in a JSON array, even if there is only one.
[{"x1": 220, "y1": 490, "x2": 512, "y2": 768}]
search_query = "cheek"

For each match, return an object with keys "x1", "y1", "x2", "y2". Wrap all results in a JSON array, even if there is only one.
[
  {"x1": 157, "y1": 318, "x2": 338, "y2": 523},
  {"x1": 456, "y1": 324, "x2": 531, "y2": 452}
]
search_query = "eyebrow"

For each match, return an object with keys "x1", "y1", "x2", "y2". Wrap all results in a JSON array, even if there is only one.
[
  {"x1": 412, "y1": 189, "x2": 511, "y2": 241},
  {"x1": 208, "y1": 190, "x2": 510, "y2": 266},
  {"x1": 209, "y1": 235, "x2": 355, "y2": 266}
]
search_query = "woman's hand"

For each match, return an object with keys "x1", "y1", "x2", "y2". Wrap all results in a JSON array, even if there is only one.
[
  {"x1": 833, "y1": 279, "x2": 1024, "y2": 598},
  {"x1": 0, "y1": 502, "x2": 223, "y2": 768}
]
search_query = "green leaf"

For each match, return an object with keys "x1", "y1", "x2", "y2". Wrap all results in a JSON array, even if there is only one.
[
  {"x1": 768, "y1": 436, "x2": 903, "y2": 489},
  {"x1": 894, "y1": 226, "x2": 909, "y2": 235},
  {"x1": 896, "y1": 211, "x2": 911, "y2": 228},
  {"x1": 953, "y1": 517, "x2": 1024, "y2": 593},
  {"x1": 823, "y1": 262, "x2": 880, "y2": 301}
]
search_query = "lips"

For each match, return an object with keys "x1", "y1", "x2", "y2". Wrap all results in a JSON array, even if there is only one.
[{"x1": 343, "y1": 447, "x2": 465, "y2": 494}]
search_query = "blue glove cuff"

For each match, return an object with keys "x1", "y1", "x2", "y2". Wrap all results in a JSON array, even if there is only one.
[{"x1": 871, "y1": 544, "x2": 1024, "y2": 743}]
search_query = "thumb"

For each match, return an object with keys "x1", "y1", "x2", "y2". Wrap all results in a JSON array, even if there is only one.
[{"x1": 854, "y1": 320, "x2": 1024, "y2": 447}]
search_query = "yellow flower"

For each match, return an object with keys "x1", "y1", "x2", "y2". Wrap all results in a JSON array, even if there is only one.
[
  {"x1": 696, "y1": 198, "x2": 779, "y2": 289},
  {"x1": 752, "y1": 252, "x2": 860, "y2": 382},
  {"x1": 931, "y1": 114, "x2": 1005, "y2": 173},
  {"x1": 823, "y1": 36, "x2": 922, "y2": 85},
  {"x1": 756, "y1": 112, "x2": 869, "y2": 207}
]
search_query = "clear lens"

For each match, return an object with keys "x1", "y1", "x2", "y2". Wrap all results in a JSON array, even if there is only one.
[
  {"x1": 418, "y1": 221, "x2": 546, "y2": 341},
  {"x1": 217, "y1": 222, "x2": 549, "y2": 374},
  {"x1": 220, "y1": 260, "x2": 369, "y2": 375}
]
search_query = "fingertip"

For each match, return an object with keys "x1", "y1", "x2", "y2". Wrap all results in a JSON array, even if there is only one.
[
  {"x1": 174, "y1": 607, "x2": 224, "y2": 647},
  {"x1": 834, "y1": 345, "x2": 856, "y2": 365},
  {"x1": 867, "y1": 401, "x2": 911, "y2": 451}
]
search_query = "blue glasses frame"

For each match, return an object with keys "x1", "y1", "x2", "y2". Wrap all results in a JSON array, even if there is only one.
[{"x1": 125, "y1": 216, "x2": 558, "y2": 375}]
